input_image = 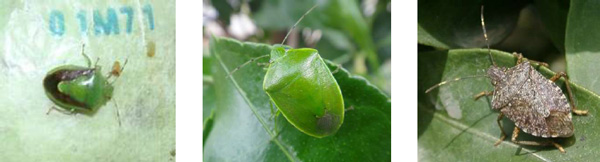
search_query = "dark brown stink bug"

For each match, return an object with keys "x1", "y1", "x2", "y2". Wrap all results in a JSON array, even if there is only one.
[{"x1": 425, "y1": 6, "x2": 588, "y2": 153}]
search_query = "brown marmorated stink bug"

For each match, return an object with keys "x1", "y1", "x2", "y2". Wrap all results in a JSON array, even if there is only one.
[{"x1": 425, "y1": 6, "x2": 589, "y2": 153}]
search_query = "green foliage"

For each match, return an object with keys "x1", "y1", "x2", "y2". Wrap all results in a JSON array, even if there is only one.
[{"x1": 204, "y1": 37, "x2": 390, "y2": 161}]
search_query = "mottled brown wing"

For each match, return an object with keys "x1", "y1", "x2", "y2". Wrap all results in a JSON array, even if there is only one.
[
  {"x1": 545, "y1": 110, "x2": 574, "y2": 137},
  {"x1": 529, "y1": 65, "x2": 574, "y2": 137},
  {"x1": 501, "y1": 99, "x2": 551, "y2": 137},
  {"x1": 529, "y1": 67, "x2": 571, "y2": 113}
]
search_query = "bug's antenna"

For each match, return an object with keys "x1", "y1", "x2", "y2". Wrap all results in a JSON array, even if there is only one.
[
  {"x1": 425, "y1": 75, "x2": 489, "y2": 93},
  {"x1": 226, "y1": 54, "x2": 270, "y2": 79},
  {"x1": 481, "y1": 5, "x2": 497, "y2": 67},
  {"x1": 281, "y1": 4, "x2": 318, "y2": 45}
]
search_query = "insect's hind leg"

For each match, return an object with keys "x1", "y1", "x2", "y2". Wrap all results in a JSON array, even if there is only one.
[
  {"x1": 510, "y1": 127, "x2": 566, "y2": 153},
  {"x1": 269, "y1": 101, "x2": 283, "y2": 137},
  {"x1": 550, "y1": 72, "x2": 588, "y2": 115},
  {"x1": 474, "y1": 91, "x2": 493, "y2": 100}
]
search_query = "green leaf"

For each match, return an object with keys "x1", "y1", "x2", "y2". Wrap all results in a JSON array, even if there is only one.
[
  {"x1": 204, "y1": 37, "x2": 391, "y2": 161},
  {"x1": 418, "y1": 0, "x2": 525, "y2": 49},
  {"x1": 565, "y1": 0, "x2": 600, "y2": 95},
  {"x1": 419, "y1": 49, "x2": 599, "y2": 161}
]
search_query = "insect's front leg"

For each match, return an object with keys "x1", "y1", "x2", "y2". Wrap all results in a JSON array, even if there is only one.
[
  {"x1": 80, "y1": 44, "x2": 93, "y2": 68},
  {"x1": 257, "y1": 61, "x2": 272, "y2": 67},
  {"x1": 550, "y1": 72, "x2": 588, "y2": 115},
  {"x1": 46, "y1": 106, "x2": 76, "y2": 115},
  {"x1": 510, "y1": 127, "x2": 566, "y2": 153},
  {"x1": 331, "y1": 64, "x2": 341, "y2": 74},
  {"x1": 473, "y1": 91, "x2": 493, "y2": 100},
  {"x1": 512, "y1": 52, "x2": 524, "y2": 64},
  {"x1": 46, "y1": 106, "x2": 55, "y2": 115},
  {"x1": 345, "y1": 106, "x2": 354, "y2": 112},
  {"x1": 512, "y1": 52, "x2": 549, "y2": 68}
]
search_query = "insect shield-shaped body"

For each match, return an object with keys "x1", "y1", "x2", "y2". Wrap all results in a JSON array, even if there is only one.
[
  {"x1": 480, "y1": 52, "x2": 589, "y2": 153},
  {"x1": 43, "y1": 45, "x2": 126, "y2": 120},
  {"x1": 263, "y1": 45, "x2": 344, "y2": 138},
  {"x1": 43, "y1": 64, "x2": 113, "y2": 112},
  {"x1": 488, "y1": 61, "x2": 576, "y2": 138},
  {"x1": 226, "y1": 5, "x2": 345, "y2": 138}
]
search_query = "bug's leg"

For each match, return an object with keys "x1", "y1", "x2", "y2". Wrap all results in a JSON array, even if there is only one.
[
  {"x1": 226, "y1": 55, "x2": 270, "y2": 79},
  {"x1": 510, "y1": 127, "x2": 565, "y2": 153},
  {"x1": 272, "y1": 109, "x2": 283, "y2": 137},
  {"x1": 80, "y1": 44, "x2": 93, "y2": 68},
  {"x1": 512, "y1": 52, "x2": 524, "y2": 64},
  {"x1": 46, "y1": 106, "x2": 57, "y2": 115},
  {"x1": 256, "y1": 61, "x2": 272, "y2": 67},
  {"x1": 112, "y1": 99, "x2": 122, "y2": 127},
  {"x1": 474, "y1": 91, "x2": 493, "y2": 100},
  {"x1": 511, "y1": 52, "x2": 550, "y2": 67},
  {"x1": 331, "y1": 64, "x2": 341, "y2": 74},
  {"x1": 550, "y1": 72, "x2": 588, "y2": 115},
  {"x1": 269, "y1": 101, "x2": 276, "y2": 120},
  {"x1": 512, "y1": 52, "x2": 551, "y2": 67},
  {"x1": 493, "y1": 113, "x2": 507, "y2": 146},
  {"x1": 345, "y1": 105, "x2": 354, "y2": 112},
  {"x1": 268, "y1": 101, "x2": 281, "y2": 136},
  {"x1": 47, "y1": 106, "x2": 77, "y2": 115},
  {"x1": 94, "y1": 58, "x2": 100, "y2": 68},
  {"x1": 551, "y1": 141, "x2": 566, "y2": 153},
  {"x1": 528, "y1": 60, "x2": 549, "y2": 68}
]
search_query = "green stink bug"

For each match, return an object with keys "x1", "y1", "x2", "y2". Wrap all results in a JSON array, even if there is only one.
[
  {"x1": 43, "y1": 45, "x2": 126, "y2": 125},
  {"x1": 227, "y1": 5, "x2": 345, "y2": 138}
]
